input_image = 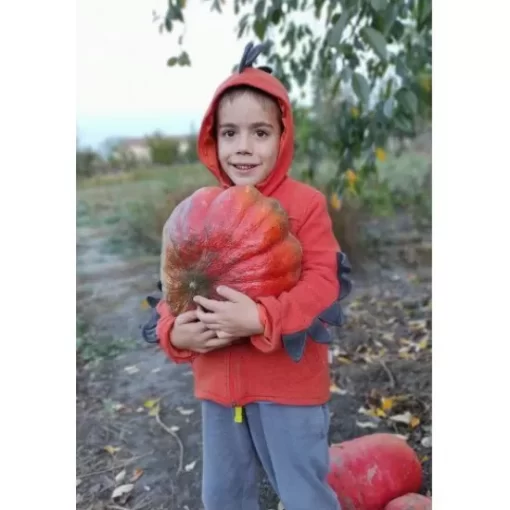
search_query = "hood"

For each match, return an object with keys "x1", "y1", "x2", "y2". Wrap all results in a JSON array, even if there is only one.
[{"x1": 197, "y1": 67, "x2": 294, "y2": 196}]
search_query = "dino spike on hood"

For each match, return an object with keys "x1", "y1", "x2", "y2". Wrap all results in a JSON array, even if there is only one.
[{"x1": 197, "y1": 67, "x2": 294, "y2": 196}]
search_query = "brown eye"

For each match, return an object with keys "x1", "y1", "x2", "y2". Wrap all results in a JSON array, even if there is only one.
[
  {"x1": 256, "y1": 130, "x2": 269, "y2": 138},
  {"x1": 222, "y1": 130, "x2": 235, "y2": 138}
]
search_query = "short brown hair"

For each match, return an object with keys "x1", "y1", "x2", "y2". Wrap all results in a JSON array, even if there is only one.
[{"x1": 217, "y1": 85, "x2": 283, "y2": 131}]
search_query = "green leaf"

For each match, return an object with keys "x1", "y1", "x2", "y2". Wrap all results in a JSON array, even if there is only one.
[
  {"x1": 255, "y1": 0, "x2": 266, "y2": 18},
  {"x1": 396, "y1": 88, "x2": 418, "y2": 114},
  {"x1": 394, "y1": 113, "x2": 415, "y2": 135},
  {"x1": 417, "y1": 0, "x2": 432, "y2": 31},
  {"x1": 167, "y1": 57, "x2": 178, "y2": 67},
  {"x1": 178, "y1": 51, "x2": 191, "y2": 66},
  {"x1": 327, "y1": 8, "x2": 353, "y2": 46},
  {"x1": 361, "y1": 27, "x2": 388, "y2": 61},
  {"x1": 352, "y1": 72, "x2": 370, "y2": 107},
  {"x1": 271, "y1": 8, "x2": 282, "y2": 25},
  {"x1": 253, "y1": 18, "x2": 267, "y2": 39},
  {"x1": 370, "y1": 0, "x2": 388, "y2": 11}
]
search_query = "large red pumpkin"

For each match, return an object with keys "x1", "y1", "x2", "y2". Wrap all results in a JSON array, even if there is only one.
[
  {"x1": 384, "y1": 493, "x2": 432, "y2": 510},
  {"x1": 160, "y1": 185, "x2": 302, "y2": 315},
  {"x1": 327, "y1": 434, "x2": 423, "y2": 510}
]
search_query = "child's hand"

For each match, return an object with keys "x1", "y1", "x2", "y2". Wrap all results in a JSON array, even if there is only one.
[
  {"x1": 171, "y1": 310, "x2": 235, "y2": 354},
  {"x1": 194, "y1": 286, "x2": 264, "y2": 338}
]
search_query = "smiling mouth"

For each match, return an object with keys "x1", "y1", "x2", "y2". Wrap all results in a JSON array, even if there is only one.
[{"x1": 231, "y1": 163, "x2": 259, "y2": 171}]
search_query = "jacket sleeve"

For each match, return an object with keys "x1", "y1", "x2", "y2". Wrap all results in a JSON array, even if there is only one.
[
  {"x1": 250, "y1": 191, "x2": 340, "y2": 356},
  {"x1": 156, "y1": 300, "x2": 198, "y2": 364}
]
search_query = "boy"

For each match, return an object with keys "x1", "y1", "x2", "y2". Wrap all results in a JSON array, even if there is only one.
[{"x1": 143, "y1": 42, "x2": 351, "y2": 510}]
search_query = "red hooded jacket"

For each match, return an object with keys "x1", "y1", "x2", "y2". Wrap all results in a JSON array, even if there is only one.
[{"x1": 152, "y1": 66, "x2": 350, "y2": 407}]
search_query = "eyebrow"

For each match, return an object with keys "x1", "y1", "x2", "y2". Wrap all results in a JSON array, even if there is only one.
[{"x1": 219, "y1": 122, "x2": 275, "y2": 129}]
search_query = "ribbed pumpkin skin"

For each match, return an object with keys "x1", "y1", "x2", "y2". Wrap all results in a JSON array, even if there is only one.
[
  {"x1": 384, "y1": 493, "x2": 432, "y2": 510},
  {"x1": 161, "y1": 185, "x2": 302, "y2": 315},
  {"x1": 327, "y1": 434, "x2": 423, "y2": 510}
]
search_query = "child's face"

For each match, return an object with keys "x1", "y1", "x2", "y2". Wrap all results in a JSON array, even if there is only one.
[{"x1": 216, "y1": 93, "x2": 281, "y2": 187}]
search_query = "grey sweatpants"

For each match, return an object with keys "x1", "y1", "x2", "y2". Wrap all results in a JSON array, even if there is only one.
[{"x1": 201, "y1": 400, "x2": 341, "y2": 510}]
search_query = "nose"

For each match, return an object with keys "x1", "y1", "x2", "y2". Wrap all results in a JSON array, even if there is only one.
[{"x1": 235, "y1": 131, "x2": 253, "y2": 155}]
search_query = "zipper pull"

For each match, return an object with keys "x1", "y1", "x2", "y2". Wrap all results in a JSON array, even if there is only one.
[{"x1": 234, "y1": 406, "x2": 243, "y2": 423}]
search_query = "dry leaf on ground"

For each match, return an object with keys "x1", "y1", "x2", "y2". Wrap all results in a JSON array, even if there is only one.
[
  {"x1": 115, "y1": 469, "x2": 126, "y2": 483},
  {"x1": 185, "y1": 460, "x2": 197, "y2": 472},
  {"x1": 177, "y1": 406, "x2": 195, "y2": 416},
  {"x1": 111, "y1": 483, "x2": 134, "y2": 501}
]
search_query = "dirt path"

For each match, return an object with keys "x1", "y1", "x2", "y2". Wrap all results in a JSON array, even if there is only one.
[{"x1": 76, "y1": 220, "x2": 432, "y2": 510}]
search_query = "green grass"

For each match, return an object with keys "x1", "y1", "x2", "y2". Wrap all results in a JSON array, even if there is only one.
[{"x1": 76, "y1": 150, "x2": 431, "y2": 260}]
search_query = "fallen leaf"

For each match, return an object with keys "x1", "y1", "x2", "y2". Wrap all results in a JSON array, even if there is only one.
[
  {"x1": 144, "y1": 398, "x2": 160, "y2": 409},
  {"x1": 337, "y1": 356, "x2": 352, "y2": 365},
  {"x1": 185, "y1": 460, "x2": 197, "y2": 472},
  {"x1": 170, "y1": 425, "x2": 180, "y2": 432},
  {"x1": 421, "y1": 455, "x2": 430, "y2": 463},
  {"x1": 356, "y1": 421, "x2": 378, "y2": 429},
  {"x1": 115, "y1": 469, "x2": 126, "y2": 483},
  {"x1": 408, "y1": 319, "x2": 427, "y2": 332},
  {"x1": 389, "y1": 411, "x2": 413, "y2": 425},
  {"x1": 381, "y1": 397, "x2": 395, "y2": 411},
  {"x1": 369, "y1": 407, "x2": 387, "y2": 418},
  {"x1": 176, "y1": 407, "x2": 195, "y2": 416},
  {"x1": 104, "y1": 445, "x2": 121, "y2": 455},
  {"x1": 112, "y1": 403, "x2": 127, "y2": 412},
  {"x1": 111, "y1": 483, "x2": 134, "y2": 501},
  {"x1": 421, "y1": 436, "x2": 432, "y2": 448},
  {"x1": 148, "y1": 403, "x2": 160, "y2": 417},
  {"x1": 140, "y1": 299, "x2": 149, "y2": 310},
  {"x1": 330, "y1": 383, "x2": 347, "y2": 396},
  {"x1": 144, "y1": 485, "x2": 151, "y2": 491},
  {"x1": 130, "y1": 468, "x2": 144, "y2": 482},
  {"x1": 124, "y1": 365, "x2": 139, "y2": 375},
  {"x1": 410, "y1": 415, "x2": 421, "y2": 428},
  {"x1": 151, "y1": 367, "x2": 161, "y2": 373},
  {"x1": 416, "y1": 334, "x2": 430, "y2": 350}
]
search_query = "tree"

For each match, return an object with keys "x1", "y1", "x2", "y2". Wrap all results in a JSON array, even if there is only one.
[{"x1": 154, "y1": 0, "x2": 431, "y2": 198}]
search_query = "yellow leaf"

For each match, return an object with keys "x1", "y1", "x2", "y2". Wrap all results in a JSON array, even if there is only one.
[
  {"x1": 410, "y1": 415, "x2": 421, "y2": 428},
  {"x1": 329, "y1": 192, "x2": 342, "y2": 211},
  {"x1": 104, "y1": 445, "x2": 121, "y2": 455},
  {"x1": 350, "y1": 106, "x2": 360, "y2": 118},
  {"x1": 345, "y1": 169, "x2": 357, "y2": 185},
  {"x1": 330, "y1": 383, "x2": 347, "y2": 395},
  {"x1": 148, "y1": 403, "x2": 160, "y2": 417},
  {"x1": 337, "y1": 356, "x2": 352, "y2": 365},
  {"x1": 381, "y1": 397, "x2": 395, "y2": 411},
  {"x1": 140, "y1": 299, "x2": 149, "y2": 310},
  {"x1": 144, "y1": 398, "x2": 160, "y2": 409},
  {"x1": 375, "y1": 147, "x2": 387, "y2": 162},
  {"x1": 130, "y1": 468, "x2": 144, "y2": 483},
  {"x1": 374, "y1": 407, "x2": 387, "y2": 418},
  {"x1": 417, "y1": 335, "x2": 429, "y2": 350},
  {"x1": 367, "y1": 407, "x2": 386, "y2": 418},
  {"x1": 421, "y1": 455, "x2": 430, "y2": 463}
]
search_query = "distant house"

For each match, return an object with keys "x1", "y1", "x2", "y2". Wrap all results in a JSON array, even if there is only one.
[{"x1": 112, "y1": 135, "x2": 192, "y2": 164}]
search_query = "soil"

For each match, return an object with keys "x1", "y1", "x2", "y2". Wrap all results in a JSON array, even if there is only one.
[{"x1": 76, "y1": 217, "x2": 432, "y2": 510}]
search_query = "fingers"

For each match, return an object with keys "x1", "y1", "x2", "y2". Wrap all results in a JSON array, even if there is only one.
[
  {"x1": 175, "y1": 309, "x2": 198, "y2": 325},
  {"x1": 216, "y1": 285, "x2": 243, "y2": 302},
  {"x1": 197, "y1": 328, "x2": 218, "y2": 342},
  {"x1": 193, "y1": 295, "x2": 225, "y2": 312},
  {"x1": 203, "y1": 336, "x2": 236, "y2": 349},
  {"x1": 216, "y1": 330, "x2": 238, "y2": 340},
  {"x1": 195, "y1": 306, "x2": 220, "y2": 327}
]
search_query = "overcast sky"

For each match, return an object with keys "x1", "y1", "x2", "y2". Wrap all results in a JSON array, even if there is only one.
[{"x1": 77, "y1": 0, "x2": 263, "y2": 147}]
